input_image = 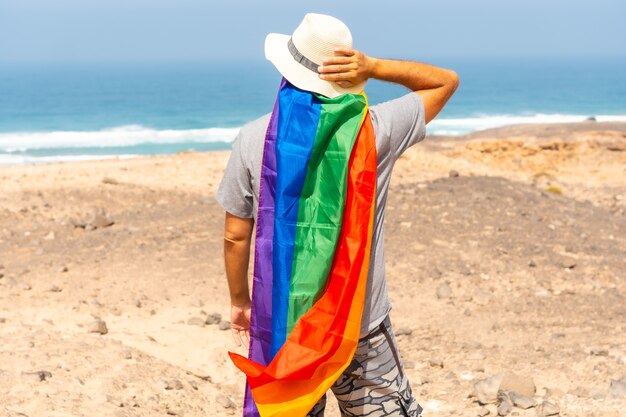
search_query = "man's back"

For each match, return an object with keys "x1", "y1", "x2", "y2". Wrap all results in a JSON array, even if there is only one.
[
  {"x1": 217, "y1": 91, "x2": 426, "y2": 337},
  {"x1": 219, "y1": 13, "x2": 457, "y2": 415}
]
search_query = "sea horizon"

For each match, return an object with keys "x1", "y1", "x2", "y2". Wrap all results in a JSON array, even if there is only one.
[{"x1": 1, "y1": 57, "x2": 625, "y2": 165}]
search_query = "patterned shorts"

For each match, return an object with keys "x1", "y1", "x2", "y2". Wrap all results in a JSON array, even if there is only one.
[{"x1": 307, "y1": 315, "x2": 424, "y2": 417}]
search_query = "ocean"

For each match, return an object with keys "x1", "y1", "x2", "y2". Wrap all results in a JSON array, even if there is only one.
[{"x1": 1, "y1": 58, "x2": 625, "y2": 165}]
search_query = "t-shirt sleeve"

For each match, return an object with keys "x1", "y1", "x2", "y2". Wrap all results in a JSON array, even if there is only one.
[
  {"x1": 215, "y1": 131, "x2": 254, "y2": 218},
  {"x1": 370, "y1": 92, "x2": 427, "y2": 160}
]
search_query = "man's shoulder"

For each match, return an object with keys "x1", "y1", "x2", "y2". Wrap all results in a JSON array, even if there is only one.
[
  {"x1": 238, "y1": 113, "x2": 272, "y2": 139},
  {"x1": 369, "y1": 92, "x2": 422, "y2": 117}
]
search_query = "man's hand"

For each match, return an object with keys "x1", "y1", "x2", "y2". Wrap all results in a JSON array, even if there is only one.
[
  {"x1": 317, "y1": 48, "x2": 375, "y2": 88},
  {"x1": 318, "y1": 48, "x2": 459, "y2": 124},
  {"x1": 231, "y1": 302, "x2": 251, "y2": 347}
]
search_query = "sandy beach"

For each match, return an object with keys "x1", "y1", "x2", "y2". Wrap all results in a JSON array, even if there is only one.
[{"x1": 1, "y1": 122, "x2": 625, "y2": 417}]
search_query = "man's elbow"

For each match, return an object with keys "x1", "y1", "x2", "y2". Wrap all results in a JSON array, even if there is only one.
[
  {"x1": 224, "y1": 230, "x2": 251, "y2": 245},
  {"x1": 223, "y1": 212, "x2": 254, "y2": 245},
  {"x1": 446, "y1": 70, "x2": 460, "y2": 96}
]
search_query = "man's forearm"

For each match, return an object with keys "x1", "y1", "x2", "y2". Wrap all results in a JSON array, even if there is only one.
[
  {"x1": 224, "y1": 235, "x2": 251, "y2": 306},
  {"x1": 369, "y1": 58, "x2": 457, "y2": 94}
]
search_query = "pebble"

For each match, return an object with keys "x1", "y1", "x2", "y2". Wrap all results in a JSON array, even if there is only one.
[
  {"x1": 428, "y1": 358, "x2": 444, "y2": 368},
  {"x1": 218, "y1": 321, "x2": 231, "y2": 331},
  {"x1": 536, "y1": 401, "x2": 560, "y2": 416},
  {"x1": 58, "y1": 265, "x2": 68, "y2": 273},
  {"x1": 471, "y1": 364, "x2": 486, "y2": 373},
  {"x1": 19, "y1": 282, "x2": 32, "y2": 291},
  {"x1": 91, "y1": 210, "x2": 115, "y2": 228},
  {"x1": 70, "y1": 217, "x2": 87, "y2": 228},
  {"x1": 497, "y1": 393, "x2": 513, "y2": 416},
  {"x1": 473, "y1": 374, "x2": 503, "y2": 404},
  {"x1": 106, "y1": 395, "x2": 124, "y2": 407},
  {"x1": 48, "y1": 285, "x2": 62, "y2": 292},
  {"x1": 187, "y1": 317, "x2": 206, "y2": 327},
  {"x1": 412, "y1": 373, "x2": 431, "y2": 386},
  {"x1": 190, "y1": 298, "x2": 204, "y2": 308},
  {"x1": 468, "y1": 351, "x2": 486, "y2": 360},
  {"x1": 542, "y1": 387, "x2": 565, "y2": 398},
  {"x1": 449, "y1": 170, "x2": 460, "y2": 178},
  {"x1": 472, "y1": 289, "x2": 490, "y2": 306},
  {"x1": 395, "y1": 327, "x2": 412, "y2": 337},
  {"x1": 102, "y1": 177, "x2": 119, "y2": 185},
  {"x1": 486, "y1": 404, "x2": 498, "y2": 415},
  {"x1": 608, "y1": 376, "x2": 626, "y2": 398},
  {"x1": 403, "y1": 360, "x2": 416, "y2": 370},
  {"x1": 88, "y1": 319, "x2": 108, "y2": 335},
  {"x1": 44, "y1": 231, "x2": 55, "y2": 240},
  {"x1": 0, "y1": 318, "x2": 6, "y2": 323},
  {"x1": 499, "y1": 371, "x2": 535, "y2": 397},
  {"x1": 122, "y1": 349, "x2": 133, "y2": 360},
  {"x1": 589, "y1": 386, "x2": 607, "y2": 399},
  {"x1": 589, "y1": 348, "x2": 608, "y2": 356},
  {"x1": 436, "y1": 283, "x2": 452, "y2": 299},
  {"x1": 477, "y1": 407, "x2": 489, "y2": 417},
  {"x1": 134, "y1": 299, "x2": 142, "y2": 308},
  {"x1": 89, "y1": 298, "x2": 102, "y2": 307},
  {"x1": 23, "y1": 370, "x2": 52, "y2": 382},
  {"x1": 205, "y1": 313, "x2": 222, "y2": 325},
  {"x1": 184, "y1": 367, "x2": 212, "y2": 381},
  {"x1": 216, "y1": 394, "x2": 235, "y2": 409},
  {"x1": 508, "y1": 391, "x2": 536, "y2": 409},
  {"x1": 164, "y1": 379, "x2": 183, "y2": 390}
]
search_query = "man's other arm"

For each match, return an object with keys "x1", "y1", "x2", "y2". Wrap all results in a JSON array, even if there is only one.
[
  {"x1": 223, "y1": 212, "x2": 254, "y2": 347},
  {"x1": 318, "y1": 49, "x2": 459, "y2": 124}
]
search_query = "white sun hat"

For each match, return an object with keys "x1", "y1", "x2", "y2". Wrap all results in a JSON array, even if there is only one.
[{"x1": 264, "y1": 13, "x2": 367, "y2": 98}]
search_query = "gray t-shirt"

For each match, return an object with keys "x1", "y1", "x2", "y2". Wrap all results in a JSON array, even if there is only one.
[{"x1": 216, "y1": 92, "x2": 426, "y2": 336}]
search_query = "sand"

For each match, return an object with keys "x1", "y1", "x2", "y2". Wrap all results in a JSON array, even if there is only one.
[{"x1": 0, "y1": 122, "x2": 624, "y2": 416}]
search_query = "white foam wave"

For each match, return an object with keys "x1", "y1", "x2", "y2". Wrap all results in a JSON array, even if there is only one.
[
  {"x1": 0, "y1": 153, "x2": 142, "y2": 165},
  {"x1": 428, "y1": 114, "x2": 626, "y2": 136},
  {"x1": 0, "y1": 125, "x2": 240, "y2": 151}
]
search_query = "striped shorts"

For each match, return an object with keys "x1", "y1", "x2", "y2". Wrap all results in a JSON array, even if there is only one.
[{"x1": 307, "y1": 315, "x2": 424, "y2": 417}]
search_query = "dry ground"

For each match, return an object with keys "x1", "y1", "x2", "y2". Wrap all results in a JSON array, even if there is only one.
[{"x1": 1, "y1": 122, "x2": 625, "y2": 416}]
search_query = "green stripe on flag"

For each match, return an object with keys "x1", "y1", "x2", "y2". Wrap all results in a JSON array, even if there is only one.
[{"x1": 286, "y1": 93, "x2": 368, "y2": 335}]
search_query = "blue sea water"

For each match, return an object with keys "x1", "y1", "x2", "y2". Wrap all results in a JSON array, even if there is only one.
[{"x1": 1, "y1": 58, "x2": 625, "y2": 164}]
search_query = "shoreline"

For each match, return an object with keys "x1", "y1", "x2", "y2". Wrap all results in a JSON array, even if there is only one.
[{"x1": 1, "y1": 121, "x2": 625, "y2": 167}]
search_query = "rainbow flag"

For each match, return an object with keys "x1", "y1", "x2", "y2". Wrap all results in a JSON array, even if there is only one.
[{"x1": 229, "y1": 78, "x2": 377, "y2": 417}]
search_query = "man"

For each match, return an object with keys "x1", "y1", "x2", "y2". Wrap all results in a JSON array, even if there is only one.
[{"x1": 217, "y1": 13, "x2": 458, "y2": 417}]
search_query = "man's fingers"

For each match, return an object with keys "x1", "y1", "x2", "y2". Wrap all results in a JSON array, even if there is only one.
[
  {"x1": 320, "y1": 71, "x2": 356, "y2": 82},
  {"x1": 333, "y1": 47, "x2": 355, "y2": 57},
  {"x1": 318, "y1": 64, "x2": 355, "y2": 74},
  {"x1": 321, "y1": 56, "x2": 352, "y2": 65},
  {"x1": 231, "y1": 329, "x2": 242, "y2": 347},
  {"x1": 241, "y1": 330, "x2": 250, "y2": 347}
]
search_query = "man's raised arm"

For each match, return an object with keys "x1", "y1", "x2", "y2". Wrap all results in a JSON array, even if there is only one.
[{"x1": 318, "y1": 48, "x2": 459, "y2": 123}]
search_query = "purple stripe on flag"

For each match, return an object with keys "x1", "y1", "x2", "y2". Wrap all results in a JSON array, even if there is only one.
[{"x1": 242, "y1": 78, "x2": 284, "y2": 417}]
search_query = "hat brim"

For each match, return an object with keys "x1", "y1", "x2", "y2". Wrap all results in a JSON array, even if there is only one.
[{"x1": 264, "y1": 33, "x2": 367, "y2": 99}]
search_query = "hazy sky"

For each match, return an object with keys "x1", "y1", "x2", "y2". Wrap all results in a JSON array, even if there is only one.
[{"x1": 1, "y1": 0, "x2": 624, "y2": 64}]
